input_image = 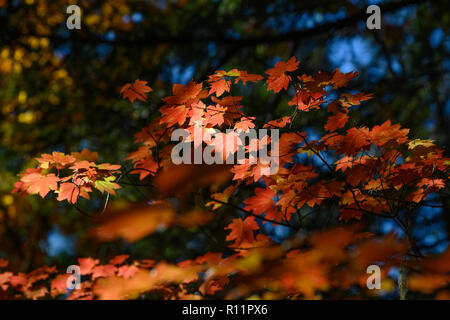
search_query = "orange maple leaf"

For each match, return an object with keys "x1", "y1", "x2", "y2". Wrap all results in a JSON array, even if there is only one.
[
  {"x1": 57, "y1": 182, "x2": 91, "y2": 204},
  {"x1": 225, "y1": 216, "x2": 259, "y2": 247},
  {"x1": 36, "y1": 151, "x2": 76, "y2": 169},
  {"x1": 20, "y1": 173, "x2": 60, "y2": 198},
  {"x1": 120, "y1": 80, "x2": 152, "y2": 103},
  {"x1": 243, "y1": 187, "x2": 276, "y2": 215},
  {"x1": 325, "y1": 112, "x2": 349, "y2": 132},
  {"x1": 208, "y1": 78, "x2": 230, "y2": 97},
  {"x1": 266, "y1": 56, "x2": 300, "y2": 93}
]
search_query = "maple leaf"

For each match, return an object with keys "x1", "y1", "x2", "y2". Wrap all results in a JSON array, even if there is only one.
[
  {"x1": 205, "y1": 105, "x2": 226, "y2": 126},
  {"x1": 36, "y1": 151, "x2": 76, "y2": 169},
  {"x1": 208, "y1": 78, "x2": 230, "y2": 97},
  {"x1": 337, "y1": 127, "x2": 371, "y2": 155},
  {"x1": 235, "y1": 70, "x2": 263, "y2": 85},
  {"x1": 263, "y1": 116, "x2": 291, "y2": 128},
  {"x1": 159, "y1": 105, "x2": 189, "y2": 127},
  {"x1": 335, "y1": 156, "x2": 355, "y2": 171},
  {"x1": 225, "y1": 216, "x2": 259, "y2": 247},
  {"x1": 94, "y1": 176, "x2": 121, "y2": 195},
  {"x1": 418, "y1": 178, "x2": 445, "y2": 190},
  {"x1": 370, "y1": 120, "x2": 409, "y2": 147},
  {"x1": 163, "y1": 80, "x2": 204, "y2": 105},
  {"x1": 288, "y1": 89, "x2": 323, "y2": 111},
  {"x1": 120, "y1": 80, "x2": 152, "y2": 103},
  {"x1": 109, "y1": 255, "x2": 130, "y2": 265},
  {"x1": 325, "y1": 112, "x2": 349, "y2": 132},
  {"x1": 234, "y1": 117, "x2": 255, "y2": 132},
  {"x1": 20, "y1": 173, "x2": 60, "y2": 198},
  {"x1": 69, "y1": 160, "x2": 96, "y2": 171},
  {"x1": 91, "y1": 265, "x2": 117, "y2": 280},
  {"x1": 208, "y1": 69, "x2": 263, "y2": 86},
  {"x1": 117, "y1": 265, "x2": 140, "y2": 279},
  {"x1": 57, "y1": 182, "x2": 90, "y2": 204},
  {"x1": 266, "y1": 56, "x2": 300, "y2": 93},
  {"x1": 243, "y1": 187, "x2": 276, "y2": 215},
  {"x1": 71, "y1": 148, "x2": 99, "y2": 162},
  {"x1": 132, "y1": 157, "x2": 159, "y2": 180},
  {"x1": 206, "y1": 185, "x2": 237, "y2": 210},
  {"x1": 50, "y1": 274, "x2": 71, "y2": 297},
  {"x1": 340, "y1": 92, "x2": 372, "y2": 107},
  {"x1": 331, "y1": 69, "x2": 358, "y2": 88},
  {"x1": 78, "y1": 257, "x2": 100, "y2": 275}
]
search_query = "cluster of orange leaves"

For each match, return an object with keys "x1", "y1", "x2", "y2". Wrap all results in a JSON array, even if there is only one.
[
  {"x1": 12, "y1": 149, "x2": 121, "y2": 204},
  {"x1": 3, "y1": 56, "x2": 450, "y2": 299}
]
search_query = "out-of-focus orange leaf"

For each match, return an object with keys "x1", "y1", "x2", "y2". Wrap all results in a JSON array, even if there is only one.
[
  {"x1": 155, "y1": 163, "x2": 231, "y2": 196},
  {"x1": 91, "y1": 202, "x2": 175, "y2": 242},
  {"x1": 0, "y1": 259, "x2": 8, "y2": 268},
  {"x1": 175, "y1": 209, "x2": 214, "y2": 228},
  {"x1": 78, "y1": 257, "x2": 100, "y2": 275},
  {"x1": 408, "y1": 274, "x2": 450, "y2": 294}
]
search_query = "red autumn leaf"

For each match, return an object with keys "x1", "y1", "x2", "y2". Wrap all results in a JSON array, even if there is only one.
[
  {"x1": 205, "y1": 105, "x2": 226, "y2": 126},
  {"x1": 117, "y1": 265, "x2": 140, "y2": 279},
  {"x1": 120, "y1": 80, "x2": 152, "y2": 103},
  {"x1": 0, "y1": 259, "x2": 8, "y2": 268},
  {"x1": 208, "y1": 78, "x2": 230, "y2": 97},
  {"x1": 266, "y1": 56, "x2": 300, "y2": 93},
  {"x1": 325, "y1": 112, "x2": 349, "y2": 132},
  {"x1": 235, "y1": 70, "x2": 263, "y2": 85},
  {"x1": 263, "y1": 116, "x2": 291, "y2": 128},
  {"x1": 163, "y1": 80, "x2": 204, "y2": 105},
  {"x1": 109, "y1": 255, "x2": 129, "y2": 265},
  {"x1": 78, "y1": 257, "x2": 100, "y2": 275},
  {"x1": 20, "y1": 173, "x2": 60, "y2": 198},
  {"x1": 50, "y1": 274, "x2": 71, "y2": 297},
  {"x1": 243, "y1": 187, "x2": 276, "y2": 215},
  {"x1": 69, "y1": 160, "x2": 96, "y2": 171},
  {"x1": 331, "y1": 69, "x2": 358, "y2": 88},
  {"x1": 57, "y1": 182, "x2": 90, "y2": 204},
  {"x1": 57, "y1": 182, "x2": 79, "y2": 203},
  {"x1": 370, "y1": 120, "x2": 409, "y2": 147},
  {"x1": 36, "y1": 151, "x2": 76, "y2": 169},
  {"x1": 159, "y1": 105, "x2": 189, "y2": 127},
  {"x1": 234, "y1": 117, "x2": 255, "y2": 132},
  {"x1": 71, "y1": 148, "x2": 99, "y2": 162},
  {"x1": 225, "y1": 216, "x2": 260, "y2": 247},
  {"x1": 340, "y1": 92, "x2": 372, "y2": 107},
  {"x1": 91, "y1": 265, "x2": 117, "y2": 280},
  {"x1": 338, "y1": 127, "x2": 371, "y2": 155}
]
